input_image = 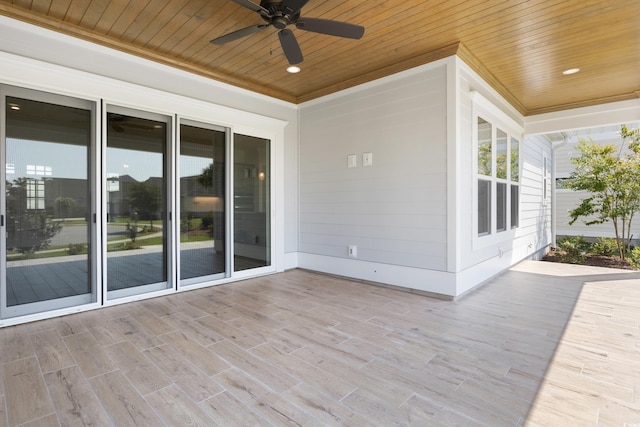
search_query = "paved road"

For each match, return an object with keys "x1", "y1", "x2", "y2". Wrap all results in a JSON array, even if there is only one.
[{"x1": 50, "y1": 223, "x2": 163, "y2": 246}]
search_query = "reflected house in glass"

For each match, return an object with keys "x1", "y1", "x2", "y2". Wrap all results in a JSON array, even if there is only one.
[
  {"x1": 106, "y1": 174, "x2": 137, "y2": 220},
  {"x1": 180, "y1": 172, "x2": 223, "y2": 218},
  {"x1": 47, "y1": 178, "x2": 88, "y2": 219}
]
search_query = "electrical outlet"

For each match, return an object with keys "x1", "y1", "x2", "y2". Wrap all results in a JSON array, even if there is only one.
[{"x1": 348, "y1": 245, "x2": 357, "y2": 257}]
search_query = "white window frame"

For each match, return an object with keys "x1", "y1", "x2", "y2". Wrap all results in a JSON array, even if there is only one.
[
  {"x1": 471, "y1": 92, "x2": 523, "y2": 250},
  {"x1": 542, "y1": 150, "x2": 550, "y2": 206}
]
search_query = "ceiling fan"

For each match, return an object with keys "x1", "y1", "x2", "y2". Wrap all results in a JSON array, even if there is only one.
[{"x1": 211, "y1": 0, "x2": 365, "y2": 65}]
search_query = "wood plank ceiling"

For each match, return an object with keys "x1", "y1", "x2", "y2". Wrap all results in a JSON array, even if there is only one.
[{"x1": 0, "y1": 0, "x2": 638, "y2": 115}]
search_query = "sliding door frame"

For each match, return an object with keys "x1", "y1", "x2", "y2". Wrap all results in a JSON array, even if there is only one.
[
  {"x1": 0, "y1": 85, "x2": 101, "y2": 321},
  {"x1": 230, "y1": 130, "x2": 277, "y2": 280},
  {"x1": 176, "y1": 117, "x2": 231, "y2": 288},
  {"x1": 102, "y1": 104, "x2": 175, "y2": 302}
]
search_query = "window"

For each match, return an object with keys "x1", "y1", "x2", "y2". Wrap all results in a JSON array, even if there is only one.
[
  {"x1": 26, "y1": 179, "x2": 45, "y2": 210},
  {"x1": 475, "y1": 111, "x2": 521, "y2": 238},
  {"x1": 555, "y1": 177, "x2": 569, "y2": 190},
  {"x1": 478, "y1": 179, "x2": 491, "y2": 235},
  {"x1": 510, "y1": 184, "x2": 519, "y2": 229},
  {"x1": 542, "y1": 152, "x2": 550, "y2": 206},
  {"x1": 511, "y1": 137, "x2": 520, "y2": 228},
  {"x1": 496, "y1": 129, "x2": 507, "y2": 179},
  {"x1": 496, "y1": 182, "x2": 507, "y2": 232},
  {"x1": 477, "y1": 118, "x2": 492, "y2": 176},
  {"x1": 26, "y1": 164, "x2": 52, "y2": 176}
]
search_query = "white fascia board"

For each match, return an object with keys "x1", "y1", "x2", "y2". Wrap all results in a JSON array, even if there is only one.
[
  {"x1": 0, "y1": 49, "x2": 287, "y2": 132},
  {"x1": 456, "y1": 57, "x2": 525, "y2": 129},
  {"x1": 525, "y1": 99, "x2": 640, "y2": 136}
]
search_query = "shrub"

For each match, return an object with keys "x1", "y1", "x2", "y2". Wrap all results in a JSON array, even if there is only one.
[
  {"x1": 121, "y1": 241, "x2": 141, "y2": 250},
  {"x1": 66, "y1": 243, "x2": 86, "y2": 255},
  {"x1": 590, "y1": 237, "x2": 619, "y2": 256},
  {"x1": 200, "y1": 213, "x2": 213, "y2": 230},
  {"x1": 629, "y1": 246, "x2": 640, "y2": 269},
  {"x1": 126, "y1": 221, "x2": 138, "y2": 242},
  {"x1": 557, "y1": 236, "x2": 588, "y2": 264},
  {"x1": 201, "y1": 213, "x2": 215, "y2": 236}
]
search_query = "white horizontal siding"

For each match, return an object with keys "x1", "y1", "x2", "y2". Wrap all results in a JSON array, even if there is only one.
[
  {"x1": 556, "y1": 191, "x2": 640, "y2": 239},
  {"x1": 299, "y1": 63, "x2": 448, "y2": 271},
  {"x1": 456, "y1": 64, "x2": 550, "y2": 293}
]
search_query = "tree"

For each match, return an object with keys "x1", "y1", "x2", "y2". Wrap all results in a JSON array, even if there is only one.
[
  {"x1": 564, "y1": 124, "x2": 640, "y2": 259},
  {"x1": 6, "y1": 178, "x2": 62, "y2": 256},
  {"x1": 128, "y1": 181, "x2": 161, "y2": 230},
  {"x1": 54, "y1": 196, "x2": 76, "y2": 221},
  {"x1": 197, "y1": 163, "x2": 214, "y2": 189}
]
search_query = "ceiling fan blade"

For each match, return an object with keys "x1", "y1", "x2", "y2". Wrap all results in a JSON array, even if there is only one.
[
  {"x1": 282, "y1": 0, "x2": 309, "y2": 16},
  {"x1": 210, "y1": 25, "x2": 266, "y2": 45},
  {"x1": 231, "y1": 0, "x2": 269, "y2": 14},
  {"x1": 278, "y1": 29, "x2": 303, "y2": 64},
  {"x1": 296, "y1": 18, "x2": 365, "y2": 39}
]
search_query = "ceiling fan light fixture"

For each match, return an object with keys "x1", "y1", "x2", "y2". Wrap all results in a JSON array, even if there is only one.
[
  {"x1": 562, "y1": 67, "x2": 580, "y2": 75},
  {"x1": 287, "y1": 65, "x2": 301, "y2": 73}
]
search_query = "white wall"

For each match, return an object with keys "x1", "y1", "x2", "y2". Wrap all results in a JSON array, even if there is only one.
[
  {"x1": 454, "y1": 62, "x2": 551, "y2": 295},
  {"x1": 298, "y1": 60, "x2": 455, "y2": 295},
  {"x1": 297, "y1": 56, "x2": 556, "y2": 297}
]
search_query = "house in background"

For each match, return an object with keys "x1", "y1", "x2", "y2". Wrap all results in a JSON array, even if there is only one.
[
  {"x1": 550, "y1": 123, "x2": 640, "y2": 243},
  {"x1": 0, "y1": 1, "x2": 639, "y2": 326}
]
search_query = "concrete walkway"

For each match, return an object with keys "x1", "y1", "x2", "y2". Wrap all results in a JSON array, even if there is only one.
[{"x1": 512, "y1": 261, "x2": 640, "y2": 426}]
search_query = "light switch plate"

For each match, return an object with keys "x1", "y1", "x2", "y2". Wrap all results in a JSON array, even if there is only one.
[
  {"x1": 348, "y1": 154, "x2": 357, "y2": 168},
  {"x1": 363, "y1": 152, "x2": 373, "y2": 166}
]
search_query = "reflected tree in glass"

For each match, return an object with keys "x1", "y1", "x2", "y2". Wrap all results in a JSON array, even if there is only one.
[
  {"x1": 477, "y1": 117, "x2": 492, "y2": 176},
  {"x1": 496, "y1": 128, "x2": 508, "y2": 179},
  {"x1": 6, "y1": 178, "x2": 61, "y2": 256}
]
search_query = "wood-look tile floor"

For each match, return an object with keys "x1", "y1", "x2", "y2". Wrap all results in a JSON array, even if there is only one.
[{"x1": 1, "y1": 261, "x2": 638, "y2": 426}]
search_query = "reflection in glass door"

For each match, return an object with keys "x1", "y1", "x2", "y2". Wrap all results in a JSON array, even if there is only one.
[
  {"x1": 106, "y1": 109, "x2": 170, "y2": 298},
  {"x1": 179, "y1": 121, "x2": 227, "y2": 284},
  {"x1": 1, "y1": 90, "x2": 95, "y2": 318},
  {"x1": 234, "y1": 134, "x2": 270, "y2": 271}
]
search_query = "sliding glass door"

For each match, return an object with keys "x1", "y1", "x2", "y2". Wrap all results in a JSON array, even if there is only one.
[
  {"x1": 179, "y1": 121, "x2": 227, "y2": 284},
  {"x1": 0, "y1": 85, "x2": 276, "y2": 324},
  {"x1": 1, "y1": 88, "x2": 96, "y2": 318},
  {"x1": 233, "y1": 134, "x2": 270, "y2": 271},
  {"x1": 105, "y1": 108, "x2": 171, "y2": 298}
]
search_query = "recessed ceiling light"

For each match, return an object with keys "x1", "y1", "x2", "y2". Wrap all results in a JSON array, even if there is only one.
[
  {"x1": 562, "y1": 68, "x2": 580, "y2": 75},
  {"x1": 287, "y1": 66, "x2": 301, "y2": 74}
]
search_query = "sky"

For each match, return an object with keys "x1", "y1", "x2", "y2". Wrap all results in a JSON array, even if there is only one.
[{"x1": 6, "y1": 139, "x2": 212, "y2": 183}]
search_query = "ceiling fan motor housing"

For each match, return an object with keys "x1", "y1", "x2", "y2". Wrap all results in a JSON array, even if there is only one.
[
  {"x1": 260, "y1": 0, "x2": 300, "y2": 28},
  {"x1": 211, "y1": 0, "x2": 364, "y2": 65}
]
